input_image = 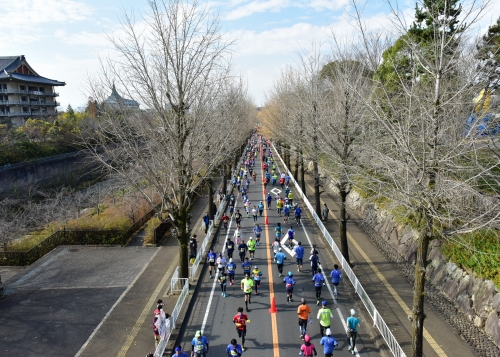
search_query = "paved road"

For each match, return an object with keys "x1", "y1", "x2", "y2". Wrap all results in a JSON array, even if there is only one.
[
  {"x1": 0, "y1": 246, "x2": 157, "y2": 357},
  {"x1": 177, "y1": 147, "x2": 381, "y2": 357}
]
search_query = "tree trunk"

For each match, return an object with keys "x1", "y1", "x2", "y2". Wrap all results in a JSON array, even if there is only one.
[
  {"x1": 339, "y1": 186, "x2": 350, "y2": 264},
  {"x1": 294, "y1": 150, "x2": 299, "y2": 180},
  {"x1": 177, "y1": 206, "x2": 190, "y2": 279},
  {"x1": 285, "y1": 144, "x2": 291, "y2": 169},
  {"x1": 223, "y1": 163, "x2": 230, "y2": 194},
  {"x1": 208, "y1": 179, "x2": 215, "y2": 220},
  {"x1": 313, "y1": 158, "x2": 321, "y2": 216},
  {"x1": 411, "y1": 217, "x2": 431, "y2": 357},
  {"x1": 300, "y1": 149, "x2": 306, "y2": 195}
]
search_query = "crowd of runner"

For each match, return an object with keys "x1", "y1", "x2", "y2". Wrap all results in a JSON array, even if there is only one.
[{"x1": 161, "y1": 133, "x2": 360, "y2": 357}]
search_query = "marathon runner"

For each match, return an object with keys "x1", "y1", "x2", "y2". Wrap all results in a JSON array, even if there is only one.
[
  {"x1": 252, "y1": 266, "x2": 262, "y2": 294},
  {"x1": 233, "y1": 307, "x2": 249, "y2": 351},
  {"x1": 226, "y1": 258, "x2": 236, "y2": 286},
  {"x1": 283, "y1": 271, "x2": 296, "y2": 304},
  {"x1": 240, "y1": 274, "x2": 254, "y2": 311}
]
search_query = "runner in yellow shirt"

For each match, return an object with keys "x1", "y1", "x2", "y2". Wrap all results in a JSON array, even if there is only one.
[
  {"x1": 247, "y1": 237, "x2": 256, "y2": 260},
  {"x1": 240, "y1": 274, "x2": 254, "y2": 312}
]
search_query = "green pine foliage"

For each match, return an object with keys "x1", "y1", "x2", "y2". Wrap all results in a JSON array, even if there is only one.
[
  {"x1": 476, "y1": 16, "x2": 500, "y2": 89},
  {"x1": 375, "y1": 0, "x2": 464, "y2": 90}
]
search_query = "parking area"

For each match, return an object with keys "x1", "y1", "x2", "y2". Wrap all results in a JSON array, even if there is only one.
[{"x1": 0, "y1": 246, "x2": 157, "y2": 357}]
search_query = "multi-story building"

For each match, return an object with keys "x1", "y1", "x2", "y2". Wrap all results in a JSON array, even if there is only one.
[{"x1": 0, "y1": 55, "x2": 65, "y2": 127}]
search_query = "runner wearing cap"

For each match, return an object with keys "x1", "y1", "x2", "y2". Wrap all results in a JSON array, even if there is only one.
[
  {"x1": 174, "y1": 345, "x2": 189, "y2": 357},
  {"x1": 346, "y1": 309, "x2": 360, "y2": 354},
  {"x1": 283, "y1": 271, "x2": 296, "y2": 304},
  {"x1": 226, "y1": 258, "x2": 237, "y2": 286},
  {"x1": 191, "y1": 330, "x2": 209, "y2": 357},
  {"x1": 252, "y1": 266, "x2": 262, "y2": 294},
  {"x1": 253, "y1": 224, "x2": 262, "y2": 246},
  {"x1": 317, "y1": 301, "x2": 333, "y2": 337},
  {"x1": 226, "y1": 338, "x2": 244, "y2": 356},
  {"x1": 275, "y1": 247, "x2": 287, "y2": 277},
  {"x1": 320, "y1": 329, "x2": 338, "y2": 357},
  {"x1": 207, "y1": 249, "x2": 217, "y2": 279},
  {"x1": 233, "y1": 307, "x2": 249, "y2": 351},
  {"x1": 257, "y1": 201, "x2": 264, "y2": 217},
  {"x1": 247, "y1": 237, "x2": 256, "y2": 260},
  {"x1": 299, "y1": 334, "x2": 317, "y2": 356}
]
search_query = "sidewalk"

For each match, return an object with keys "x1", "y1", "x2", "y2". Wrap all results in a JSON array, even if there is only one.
[
  {"x1": 295, "y1": 160, "x2": 477, "y2": 357},
  {"x1": 76, "y1": 186, "x2": 218, "y2": 357}
]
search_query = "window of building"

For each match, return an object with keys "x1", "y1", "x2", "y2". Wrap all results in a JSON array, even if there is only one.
[
  {"x1": 1, "y1": 84, "x2": 6, "y2": 90},
  {"x1": 20, "y1": 85, "x2": 26, "y2": 91},
  {"x1": 22, "y1": 107, "x2": 29, "y2": 113},
  {"x1": 39, "y1": 87, "x2": 45, "y2": 92},
  {"x1": 21, "y1": 96, "x2": 27, "y2": 102}
]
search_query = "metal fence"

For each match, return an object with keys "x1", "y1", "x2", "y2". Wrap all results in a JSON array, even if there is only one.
[
  {"x1": 154, "y1": 278, "x2": 190, "y2": 357},
  {"x1": 154, "y1": 150, "x2": 245, "y2": 356},
  {"x1": 189, "y1": 180, "x2": 234, "y2": 280},
  {"x1": 271, "y1": 143, "x2": 407, "y2": 357}
]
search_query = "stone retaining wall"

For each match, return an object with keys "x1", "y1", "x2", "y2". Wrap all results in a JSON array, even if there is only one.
[{"x1": 318, "y1": 166, "x2": 500, "y2": 349}]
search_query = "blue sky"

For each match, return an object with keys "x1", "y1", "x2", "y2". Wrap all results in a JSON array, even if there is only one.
[{"x1": 1, "y1": 0, "x2": 498, "y2": 110}]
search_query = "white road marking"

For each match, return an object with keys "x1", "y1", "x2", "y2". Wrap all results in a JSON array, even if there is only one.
[
  {"x1": 75, "y1": 247, "x2": 162, "y2": 357},
  {"x1": 270, "y1": 188, "x2": 282, "y2": 195},
  {"x1": 276, "y1": 157, "x2": 361, "y2": 356},
  {"x1": 200, "y1": 193, "x2": 238, "y2": 334}
]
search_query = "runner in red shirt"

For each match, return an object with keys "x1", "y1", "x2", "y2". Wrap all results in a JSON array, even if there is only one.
[{"x1": 233, "y1": 307, "x2": 249, "y2": 351}]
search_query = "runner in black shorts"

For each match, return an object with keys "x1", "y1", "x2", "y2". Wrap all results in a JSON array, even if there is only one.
[{"x1": 234, "y1": 210, "x2": 242, "y2": 229}]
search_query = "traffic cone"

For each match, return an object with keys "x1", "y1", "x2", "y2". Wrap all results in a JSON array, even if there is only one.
[
  {"x1": 265, "y1": 216, "x2": 269, "y2": 225},
  {"x1": 269, "y1": 296, "x2": 278, "y2": 313}
]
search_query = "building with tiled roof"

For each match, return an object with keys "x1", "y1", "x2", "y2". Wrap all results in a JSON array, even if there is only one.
[
  {"x1": 104, "y1": 84, "x2": 139, "y2": 110},
  {"x1": 0, "y1": 55, "x2": 65, "y2": 127}
]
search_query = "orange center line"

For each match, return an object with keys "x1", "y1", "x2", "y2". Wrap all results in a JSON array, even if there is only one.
[{"x1": 259, "y1": 142, "x2": 280, "y2": 357}]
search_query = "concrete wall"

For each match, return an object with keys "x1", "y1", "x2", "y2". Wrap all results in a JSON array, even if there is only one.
[
  {"x1": 0, "y1": 150, "x2": 99, "y2": 195},
  {"x1": 318, "y1": 165, "x2": 500, "y2": 347}
]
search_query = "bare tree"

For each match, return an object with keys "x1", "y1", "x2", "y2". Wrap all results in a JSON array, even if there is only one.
[
  {"x1": 313, "y1": 36, "x2": 376, "y2": 264},
  {"x1": 348, "y1": 1, "x2": 500, "y2": 355},
  {"x1": 83, "y1": 0, "x2": 253, "y2": 278}
]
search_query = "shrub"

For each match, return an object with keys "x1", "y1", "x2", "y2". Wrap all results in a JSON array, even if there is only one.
[{"x1": 442, "y1": 229, "x2": 500, "y2": 289}]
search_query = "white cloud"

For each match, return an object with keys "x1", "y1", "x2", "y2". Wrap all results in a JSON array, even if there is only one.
[
  {"x1": 56, "y1": 30, "x2": 111, "y2": 48},
  {"x1": 225, "y1": 0, "x2": 292, "y2": 20},
  {"x1": 223, "y1": 0, "x2": 350, "y2": 20},
  {"x1": 230, "y1": 22, "x2": 330, "y2": 56},
  {"x1": 0, "y1": 0, "x2": 93, "y2": 28}
]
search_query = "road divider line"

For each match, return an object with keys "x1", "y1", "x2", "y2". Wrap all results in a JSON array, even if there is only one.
[
  {"x1": 200, "y1": 194, "x2": 239, "y2": 334},
  {"x1": 261, "y1": 144, "x2": 280, "y2": 357}
]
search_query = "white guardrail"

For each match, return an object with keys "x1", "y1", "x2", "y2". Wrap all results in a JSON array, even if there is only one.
[
  {"x1": 154, "y1": 278, "x2": 189, "y2": 357},
  {"x1": 154, "y1": 150, "x2": 245, "y2": 356},
  {"x1": 271, "y1": 143, "x2": 407, "y2": 357}
]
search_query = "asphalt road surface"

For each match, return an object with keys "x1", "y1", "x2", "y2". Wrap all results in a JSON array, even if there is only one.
[
  {"x1": 0, "y1": 246, "x2": 157, "y2": 357},
  {"x1": 177, "y1": 147, "x2": 379, "y2": 357}
]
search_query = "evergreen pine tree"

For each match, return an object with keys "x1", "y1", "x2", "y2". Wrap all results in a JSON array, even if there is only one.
[
  {"x1": 476, "y1": 16, "x2": 500, "y2": 90},
  {"x1": 376, "y1": 0, "x2": 464, "y2": 90}
]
